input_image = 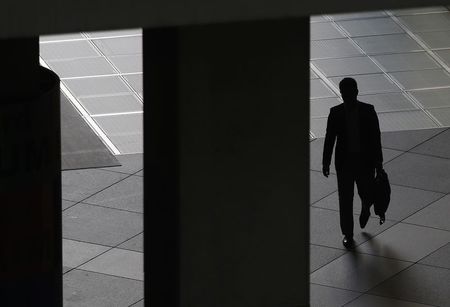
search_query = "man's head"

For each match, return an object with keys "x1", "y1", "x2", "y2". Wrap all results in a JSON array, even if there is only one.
[{"x1": 339, "y1": 77, "x2": 358, "y2": 102}]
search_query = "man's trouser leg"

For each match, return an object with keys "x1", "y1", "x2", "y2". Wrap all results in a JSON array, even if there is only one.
[
  {"x1": 356, "y1": 165, "x2": 375, "y2": 211},
  {"x1": 337, "y1": 168, "x2": 355, "y2": 237}
]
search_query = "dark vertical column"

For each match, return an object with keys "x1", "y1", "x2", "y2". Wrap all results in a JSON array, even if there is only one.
[
  {"x1": 144, "y1": 18, "x2": 310, "y2": 307},
  {"x1": 0, "y1": 37, "x2": 62, "y2": 307}
]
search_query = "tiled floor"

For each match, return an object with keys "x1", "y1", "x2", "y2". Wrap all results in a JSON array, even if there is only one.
[
  {"x1": 310, "y1": 127, "x2": 450, "y2": 307},
  {"x1": 62, "y1": 153, "x2": 143, "y2": 307}
]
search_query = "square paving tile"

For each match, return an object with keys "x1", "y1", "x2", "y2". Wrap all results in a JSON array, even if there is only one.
[
  {"x1": 346, "y1": 294, "x2": 434, "y2": 307},
  {"x1": 310, "y1": 252, "x2": 411, "y2": 292},
  {"x1": 63, "y1": 239, "x2": 109, "y2": 269},
  {"x1": 63, "y1": 269, "x2": 143, "y2": 307},
  {"x1": 311, "y1": 39, "x2": 362, "y2": 60},
  {"x1": 329, "y1": 11, "x2": 387, "y2": 21},
  {"x1": 118, "y1": 233, "x2": 143, "y2": 252},
  {"x1": 381, "y1": 128, "x2": 445, "y2": 151},
  {"x1": 398, "y1": 13, "x2": 450, "y2": 32},
  {"x1": 371, "y1": 52, "x2": 440, "y2": 72},
  {"x1": 311, "y1": 97, "x2": 341, "y2": 118},
  {"x1": 359, "y1": 93, "x2": 417, "y2": 112},
  {"x1": 416, "y1": 30, "x2": 450, "y2": 49},
  {"x1": 405, "y1": 194, "x2": 450, "y2": 231},
  {"x1": 310, "y1": 244, "x2": 346, "y2": 273},
  {"x1": 419, "y1": 242, "x2": 450, "y2": 269},
  {"x1": 313, "y1": 184, "x2": 443, "y2": 222},
  {"x1": 370, "y1": 264, "x2": 450, "y2": 307},
  {"x1": 63, "y1": 203, "x2": 143, "y2": 246},
  {"x1": 353, "y1": 34, "x2": 423, "y2": 55},
  {"x1": 311, "y1": 22, "x2": 345, "y2": 40},
  {"x1": 310, "y1": 284, "x2": 360, "y2": 307},
  {"x1": 79, "y1": 248, "x2": 143, "y2": 281},
  {"x1": 428, "y1": 107, "x2": 450, "y2": 126},
  {"x1": 384, "y1": 152, "x2": 450, "y2": 193},
  {"x1": 356, "y1": 222, "x2": 450, "y2": 262},
  {"x1": 411, "y1": 88, "x2": 450, "y2": 109},
  {"x1": 62, "y1": 200, "x2": 76, "y2": 210},
  {"x1": 411, "y1": 129, "x2": 450, "y2": 159},
  {"x1": 83, "y1": 175, "x2": 143, "y2": 213},
  {"x1": 329, "y1": 74, "x2": 401, "y2": 95},
  {"x1": 310, "y1": 207, "x2": 395, "y2": 250},
  {"x1": 311, "y1": 79, "x2": 336, "y2": 99},
  {"x1": 313, "y1": 57, "x2": 381, "y2": 77},
  {"x1": 390, "y1": 69, "x2": 450, "y2": 90},
  {"x1": 62, "y1": 169, "x2": 128, "y2": 202},
  {"x1": 337, "y1": 18, "x2": 404, "y2": 37},
  {"x1": 310, "y1": 171, "x2": 337, "y2": 204},
  {"x1": 377, "y1": 111, "x2": 438, "y2": 132}
]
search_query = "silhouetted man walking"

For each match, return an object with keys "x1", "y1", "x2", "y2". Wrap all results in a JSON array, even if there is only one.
[{"x1": 322, "y1": 77, "x2": 383, "y2": 248}]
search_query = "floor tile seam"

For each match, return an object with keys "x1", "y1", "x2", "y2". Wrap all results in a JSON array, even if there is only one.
[
  {"x1": 310, "y1": 205, "x2": 396, "y2": 223},
  {"x1": 77, "y1": 200, "x2": 143, "y2": 215},
  {"x1": 75, "y1": 172, "x2": 137, "y2": 205},
  {"x1": 309, "y1": 281, "x2": 364, "y2": 294},
  {"x1": 381, "y1": 127, "x2": 450, "y2": 167},
  {"x1": 70, "y1": 267, "x2": 144, "y2": 282},
  {"x1": 62, "y1": 237, "x2": 115, "y2": 249},
  {"x1": 310, "y1": 242, "x2": 347, "y2": 251},
  {"x1": 128, "y1": 299, "x2": 144, "y2": 307},
  {"x1": 361, "y1": 237, "x2": 450, "y2": 301},
  {"x1": 310, "y1": 188, "x2": 339, "y2": 206},
  {"x1": 61, "y1": 172, "x2": 136, "y2": 212},
  {"x1": 66, "y1": 231, "x2": 144, "y2": 277},
  {"x1": 400, "y1": 220, "x2": 450, "y2": 234},
  {"x1": 343, "y1": 291, "x2": 439, "y2": 307},
  {"x1": 400, "y1": 148, "x2": 450, "y2": 161},
  {"x1": 381, "y1": 181, "x2": 447, "y2": 194},
  {"x1": 415, "y1": 261, "x2": 450, "y2": 272}
]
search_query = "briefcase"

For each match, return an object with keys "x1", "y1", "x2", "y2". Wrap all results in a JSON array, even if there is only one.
[{"x1": 373, "y1": 169, "x2": 391, "y2": 225}]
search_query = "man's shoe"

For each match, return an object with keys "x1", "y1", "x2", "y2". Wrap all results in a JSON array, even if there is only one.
[
  {"x1": 359, "y1": 207, "x2": 370, "y2": 229},
  {"x1": 342, "y1": 236, "x2": 354, "y2": 249}
]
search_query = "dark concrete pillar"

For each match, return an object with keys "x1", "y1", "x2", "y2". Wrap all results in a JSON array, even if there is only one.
[
  {"x1": 0, "y1": 37, "x2": 62, "y2": 306},
  {"x1": 144, "y1": 18, "x2": 310, "y2": 307}
]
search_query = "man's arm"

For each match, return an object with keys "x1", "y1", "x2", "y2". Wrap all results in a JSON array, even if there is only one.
[
  {"x1": 370, "y1": 105, "x2": 383, "y2": 170},
  {"x1": 322, "y1": 109, "x2": 336, "y2": 177}
]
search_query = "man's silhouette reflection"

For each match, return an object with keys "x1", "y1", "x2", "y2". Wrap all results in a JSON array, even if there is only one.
[{"x1": 322, "y1": 77, "x2": 383, "y2": 248}]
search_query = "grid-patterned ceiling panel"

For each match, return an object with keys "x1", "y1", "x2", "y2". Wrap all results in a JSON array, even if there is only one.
[
  {"x1": 94, "y1": 113, "x2": 143, "y2": 135},
  {"x1": 398, "y1": 13, "x2": 450, "y2": 32},
  {"x1": 124, "y1": 74, "x2": 143, "y2": 97},
  {"x1": 64, "y1": 76, "x2": 131, "y2": 97},
  {"x1": 87, "y1": 29, "x2": 142, "y2": 38},
  {"x1": 40, "y1": 33, "x2": 84, "y2": 42},
  {"x1": 313, "y1": 56, "x2": 382, "y2": 77},
  {"x1": 310, "y1": 79, "x2": 336, "y2": 98},
  {"x1": 328, "y1": 11, "x2": 387, "y2": 21},
  {"x1": 389, "y1": 6, "x2": 448, "y2": 16},
  {"x1": 416, "y1": 31, "x2": 450, "y2": 49},
  {"x1": 337, "y1": 18, "x2": 404, "y2": 37},
  {"x1": 310, "y1": 118, "x2": 328, "y2": 137},
  {"x1": 310, "y1": 23, "x2": 344, "y2": 40},
  {"x1": 310, "y1": 97, "x2": 341, "y2": 118},
  {"x1": 377, "y1": 111, "x2": 438, "y2": 131},
  {"x1": 390, "y1": 69, "x2": 450, "y2": 90},
  {"x1": 47, "y1": 57, "x2": 116, "y2": 78},
  {"x1": 353, "y1": 34, "x2": 423, "y2": 55},
  {"x1": 329, "y1": 74, "x2": 401, "y2": 94},
  {"x1": 428, "y1": 107, "x2": 450, "y2": 125},
  {"x1": 109, "y1": 55, "x2": 143, "y2": 74},
  {"x1": 435, "y1": 49, "x2": 450, "y2": 66},
  {"x1": 410, "y1": 88, "x2": 450, "y2": 109},
  {"x1": 310, "y1": 39, "x2": 362, "y2": 60},
  {"x1": 40, "y1": 40, "x2": 100, "y2": 60},
  {"x1": 371, "y1": 52, "x2": 440, "y2": 72},
  {"x1": 359, "y1": 93, "x2": 418, "y2": 112},
  {"x1": 80, "y1": 94, "x2": 143, "y2": 115},
  {"x1": 94, "y1": 37, "x2": 142, "y2": 56}
]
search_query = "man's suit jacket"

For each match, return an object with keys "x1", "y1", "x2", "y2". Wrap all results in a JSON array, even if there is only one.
[{"x1": 322, "y1": 101, "x2": 383, "y2": 171}]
